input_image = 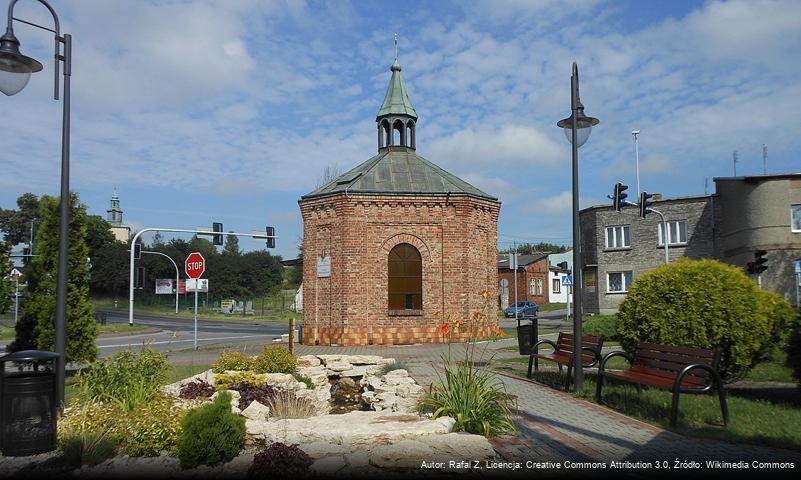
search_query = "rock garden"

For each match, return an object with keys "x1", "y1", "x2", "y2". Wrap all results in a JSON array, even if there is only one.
[{"x1": 1, "y1": 346, "x2": 499, "y2": 478}]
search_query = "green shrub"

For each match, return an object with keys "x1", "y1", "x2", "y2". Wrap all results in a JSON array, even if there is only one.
[
  {"x1": 787, "y1": 309, "x2": 801, "y2": 388},
  {"x1": 583, "y1": 315, "x2": 619, "y2": 340},
  {"x1": 213, "y1": 350, "x2": 256, "y2": 373},
  {"x1": 617, "y1": 258, "x2": 794, "y2": 381},
  {"x1": 123, "y1": 393, "x2": 187, "y2": 456},
  {"x1": 59, "y1": 393, "x2": 185, "y2": 458},
  {"x1": 377, "y1": 360, "x2": 407, "y2": 376},
  {"x1": 215, "y1": 371, "x2": 266, "y2": 390},
  {"x1": 62, "y1": 430, "x2": 117, "y2": 467},
  {"x1": 177, "y1": 391, "x2": 246, "y2": 469},
  {"x1": 76, "y1": 348, "x2": 168, "y2": 411},
  {"x1": 254, "y1": 346, "x2": 297, "y2": 374},
  {"x1": 419, "y1": 356, "x2": 516, "y2": 437}
]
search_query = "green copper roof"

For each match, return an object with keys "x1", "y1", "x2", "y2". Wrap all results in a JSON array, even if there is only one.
[
  {"x1": 376, "y1": 59, "x2": 417, "y2": 119},
  {"x1": 301, "y1": 147, "x2": 496, "y2": 201}
]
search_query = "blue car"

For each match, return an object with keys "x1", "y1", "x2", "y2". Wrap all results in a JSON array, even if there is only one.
[{"x1": 504, "y1": 301, "x2": 539, "y2": 318}]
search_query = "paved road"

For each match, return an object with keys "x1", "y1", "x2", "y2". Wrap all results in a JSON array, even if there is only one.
[{"x1": 0, "y1": 310, "x2": 290, "y2": 357}]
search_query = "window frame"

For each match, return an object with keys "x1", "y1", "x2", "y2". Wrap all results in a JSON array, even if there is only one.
[
  {"x1": 658, "y1": 219, "x2": 689, "y2": 246},
  {"x1": 604, "y1": 224, "x2": 632, "y2": 250},
  {"x1": 792, "y1": 205, "x2": 801, "y2": 233},
  {"x1": 552, "y1": 278, "x2": 561, "y2": 294},
  {"x1": 607, "y1": 271, "x2": 634, "y2": 293},
  {"x1": 387, "y1": 243, "x2": 423, "y2": 314}
]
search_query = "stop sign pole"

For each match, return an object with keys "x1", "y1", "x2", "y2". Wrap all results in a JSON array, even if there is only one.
[{"x1": 185, "y1": 252, "x2": 205, "y2": 350}]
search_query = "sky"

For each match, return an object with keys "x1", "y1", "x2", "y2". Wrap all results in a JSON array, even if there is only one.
[{"x1": 1, "y1": 0, "x2": 800, "y2": 259}]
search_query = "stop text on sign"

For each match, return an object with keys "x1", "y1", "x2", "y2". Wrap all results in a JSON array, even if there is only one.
[{"x1": 185, "y1": 252, "x2": 206, "y2": 279}]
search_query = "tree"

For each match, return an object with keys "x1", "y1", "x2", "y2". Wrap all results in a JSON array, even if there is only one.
[
  {"x1": 315, "y1": 163, "x2": 340, "y2": 188},
  {"x1": 86, "y1": 215, "x2": 118, "y2": 258},
  {"x1": 223, "y1": 233, "x2": 240, "y2": 256},
  {"x1": 89, "y1": 241, "x2": 129, "y2": 295},
  {"x1": 0, "y1": 241, "x2": 13, "y2": 313},
  {"x1": 9, "y1": 194, "x2": 98, "y2": 363},
  {"x1": 500, "y1": 242, "x2": 568, "y2": 255},
  {"x1": 0, "y1": 192, "x2": 40, "y2": 245}
]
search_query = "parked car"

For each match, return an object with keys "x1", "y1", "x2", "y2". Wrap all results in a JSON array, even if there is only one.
[{"x1": 504, "y1": 301, "x2": 539, "y2": 318}]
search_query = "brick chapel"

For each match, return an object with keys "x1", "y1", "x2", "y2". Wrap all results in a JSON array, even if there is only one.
[{"x1": 298, "y1": 54, "x2": 501, "y2": 346}]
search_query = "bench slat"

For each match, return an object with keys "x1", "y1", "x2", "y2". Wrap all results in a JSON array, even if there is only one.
[
  {"x1": 630, "y1": 365, "x2": 708, "y2": 385},
  {"x1": 637, "y1": 342, "x2": 715, "y2": 361},
  {"x1": 603, "y1": 370, "x2": 707, "y2": 389},
  {"x1": 636, "y1": 348, "x2": 714, "y2": 368},
  {"x1": 633, "y1": 357, "x2": 712, "y2": 378}
]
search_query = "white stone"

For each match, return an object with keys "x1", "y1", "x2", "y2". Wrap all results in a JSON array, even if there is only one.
[
  {"x1": 340, "y1": 367, "x2": 369, "y2": 377},
  {"x1": 297, "y1": 355, "x2": 321, "y2": 367},
  {"x1": 368, "y1": 440, "x2": 434, "y2": 469},
  {"x1": 160, "y1": 369, "x2": 216, "y2": 398},
  {"x1": 434, "y1": 416, "x2": 456, "y2": 432},
  {"x1": 326, "y1": 361, "x2": 353, "y2": 372},
  {"x1": 418, "y1": 432, "x2": 496, "y2": 460},
  {"x1": 344, "y1": 451, "x2": 370, "y2": 468},
  {"x1": 342, "y1": 355, "x2": 386, "y2": 365},
  {"x1": 316, "y1": 354, "x2": 344, "y2": 365},
  {"x1": 245, "y1": 411, "x2": 448, "y2": 446},
  {"x1": 265, "y1": 373, "x2": 295, "y2": 385},
  {"x1": 310, "y1": 456, "x2": 347, "y2": 474},
  {"x1": 296, "y1": 366, "x2": 329, "y2": 387},
  {"x1": 300, "y1": 441, "x2": 351, "y2": 459},
  {"x1": 241, "y1": 400, "x2": 270, "y2": 421}
]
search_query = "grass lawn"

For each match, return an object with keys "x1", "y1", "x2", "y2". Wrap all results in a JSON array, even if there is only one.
[
  {"x1": 93, "y1": 298, "x2": 301, "y2": 324},
  {"x1": 744, "y1": 351, "x2": 795, "y2": 383},
  {"x1": 539, "y1": 303, "x2": 567, "y2": 312},
  {"x1": 498, "y1": 354, "x2": 801, "y2": 452},
  {"x1": 164, "y1": 363, "x2": 213, "y2": 384}
]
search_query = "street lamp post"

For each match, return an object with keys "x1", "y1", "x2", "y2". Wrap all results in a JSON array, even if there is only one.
[
  {"x1": 0, "y1": 0, "x2": 71, "y2": 408},
  {"x1": 142, "y1": 250, "x2": 180, "y2": 314},
  {"x1": 556, "y1": 62, "x2": 599, "y2": 393}
]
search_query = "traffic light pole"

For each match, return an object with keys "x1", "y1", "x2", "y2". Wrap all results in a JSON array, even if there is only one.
[
  {"x1": 649, "y1": 208, "x2": 669, "y2": 264},
  {"x1": 128, "y1": 227, "x2": 277, "y2": 326}
]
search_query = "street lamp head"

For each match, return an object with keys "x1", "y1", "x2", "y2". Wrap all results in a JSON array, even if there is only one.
[
  {"x1": 557, "y1": 106, "x2": 599, "y2": 148},
  {"x1": 0, "y1": 29, "x2": 43, "y2": 96}
]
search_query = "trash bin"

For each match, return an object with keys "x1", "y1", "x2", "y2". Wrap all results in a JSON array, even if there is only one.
[
  {"x1": 0, "y1": 350, "x2": 60, "y2": 456},
  {"x1": 516, "y1": 318, "x2": 538, "y2": 355}
]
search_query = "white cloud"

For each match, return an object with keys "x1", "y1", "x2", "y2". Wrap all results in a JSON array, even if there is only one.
[{"x1": 427, "y1": 125, "x2": 563, "y2": 170}]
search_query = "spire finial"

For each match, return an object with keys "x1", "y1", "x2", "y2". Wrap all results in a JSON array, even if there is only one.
[{"x1": 394, "y1": 33, "x2": 398, "y2": 61}]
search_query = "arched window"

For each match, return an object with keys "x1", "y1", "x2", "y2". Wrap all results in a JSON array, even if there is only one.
[{"x1": 388, "y1": 243, "x2": 422, "y2": 310}]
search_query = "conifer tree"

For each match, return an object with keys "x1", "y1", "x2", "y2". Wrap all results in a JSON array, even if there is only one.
[
  {"x1": 10, "y1": 194, "x2": 98, "y2": 362},
  {"x1": 0, "y1": 241, "x2": 13, "y2": 313}
]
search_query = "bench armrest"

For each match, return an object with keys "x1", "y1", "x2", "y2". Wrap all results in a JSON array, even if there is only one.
[
  {"x1": 673, "y1": 363, "x2": 721, "y2": 393},
  {"x1": 531, "y1": 338, "x2": 557, "y2": 355},
  {"x1": 599, "y1": 350, "x2": 633, "y2": 373},
  {"x1": 578, "y1": 346, "x2": 602, "y2": 368}
]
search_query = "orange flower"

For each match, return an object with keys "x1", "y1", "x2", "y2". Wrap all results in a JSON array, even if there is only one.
[
  {"x1": 473, "y1": 310, "x2": 483, "y2": 320},
  {"x1": 437, "y1": 323, "x2": 450, "y2": 336},
  {"x1": 479, "y1": 290, "x2": 489, "y2": 299},
  {"x1": 453, "y1": 318, "x2": 463, "y2": 329},
  {"x1": 496, "y1": 327, "x2": 506, "y2": 337}
]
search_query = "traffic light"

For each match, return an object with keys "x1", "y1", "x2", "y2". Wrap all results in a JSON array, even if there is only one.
[
  {"x1": 133, "y1": 242, "x2": 142, "y2": 260},
  {"x1": 639, "y1": 191, "x2": 654, "y2": 218},
  {"x1": 754, "y1": 250, "x2": 768, "y2": 274},
  {"x1": 612, "y1": 182, "x2": 628, "y2": 211},
  {"x1": 265, "y1": 226, "x2": 275, "y2": 249},
  {"x1": 746, "y1": 262, "x2": 756, "y2": 275},
  {"x1": 212, "y1": 222, "x2": 224, "y2": 246}
]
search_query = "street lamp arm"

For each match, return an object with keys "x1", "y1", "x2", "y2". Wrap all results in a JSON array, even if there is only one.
[
  {"x1": 142, "y1": 250, "x2": 180, "y2": 314},
  {"x1": 6, "y1": 0, "x2": 65, "y2": 99}
]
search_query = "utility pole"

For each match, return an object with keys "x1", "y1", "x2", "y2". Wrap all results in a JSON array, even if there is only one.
[
  {"x1": 632, "y1": 130, "x2": 641, "y2": 197},
  {"x1": 513, "y1": 240, "x2": 518, "y2": 326},
  {"x1": 733, "y1": 150, "x2": 738, "y2": 176},
  {"x1": 762, "y1": 144, "x2": 768, "y2": 175}
]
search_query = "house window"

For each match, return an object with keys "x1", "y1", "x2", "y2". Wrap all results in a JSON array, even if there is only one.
[
  {"x1": 792, "y1": 205, "x2": 801, "y2": 232},
  {"x1": 388, "y1": 243, "x2": 422, "y2": 310},
  {"x1": 607, "y1": 271, "x2": 633, "y2": 293},
  {"x1": 605, "y1": 225, "x2": 631, "y2": 249},
  {"x1": 658, "y1": 220, "x2": 689, "y2": 245},
  {"x1": 529, "y1": 279, "x2": 543, "y2": 296},
  {"x1": 552, "y1": 278, "x2": 561, "y2": 294}
]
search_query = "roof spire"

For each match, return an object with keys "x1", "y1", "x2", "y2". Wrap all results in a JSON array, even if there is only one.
[
  {"x1": 394, "y1": 33, "x2": 398, "y2": 61},
  {"x1": 377, "y1": 34, "x2": 417, "y2": 120}
]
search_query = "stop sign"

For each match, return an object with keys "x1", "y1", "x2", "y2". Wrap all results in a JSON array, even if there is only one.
[{"x1": 185, "y1": 252, "x2": 205, "y2": 279}]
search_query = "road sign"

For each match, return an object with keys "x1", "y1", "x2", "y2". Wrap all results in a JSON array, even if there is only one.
[
  {"x1": 186, "y1": 278, "x2": 209, "y2": 292},
  {"x1": 562, "y1": 275, "x2": 573, "y2": 287},
  {"x1": 185, "y1": 252, "x2": 205, "y2": 279},
  {"x1": 9, "y1": 268, "x2": 22, "y2": 281},
  {"x1": 795, "y1": 259, "x2": 801, "y2": 275}
]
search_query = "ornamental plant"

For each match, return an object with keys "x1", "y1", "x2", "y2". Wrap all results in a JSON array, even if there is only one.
[
  {"x1": 787, "y1": 309, "x2": 801, "y2": 389},
  {"x1": 213, "y1": 350, "x2": 256, "y2": 373},
  {"x1": 176, "y1": 391, "x2": 246, "y2": 469},
  {"x1": 420, "y1": 290, "x2": 517, "y2": 437},
  {"x1": 618, "y1": 258, "x2": 795, "y2": 381},
  {"x1": 254, "y1": 345, "x2": 297, "y2": 374},
  {"x1": 248, "y1": 443, "x2": 312, "y2": 478}
]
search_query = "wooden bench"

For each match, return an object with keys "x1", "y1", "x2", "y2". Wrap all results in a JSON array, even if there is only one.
[
  {"x1": 527, "y1": 332, "x2": 604, "y2": 391},
  {"x1": 596, "y1": 341, "x2": 730, "y2": 427}
]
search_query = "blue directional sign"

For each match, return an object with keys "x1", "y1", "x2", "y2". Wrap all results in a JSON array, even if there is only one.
[{"x1": 561, "y1": 275, "x2": 573, "y2": 287}]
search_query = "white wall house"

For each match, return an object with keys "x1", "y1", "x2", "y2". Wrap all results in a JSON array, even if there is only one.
[{"x1": 548, "y1": 269, "x2": 571, "y2": 304}]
